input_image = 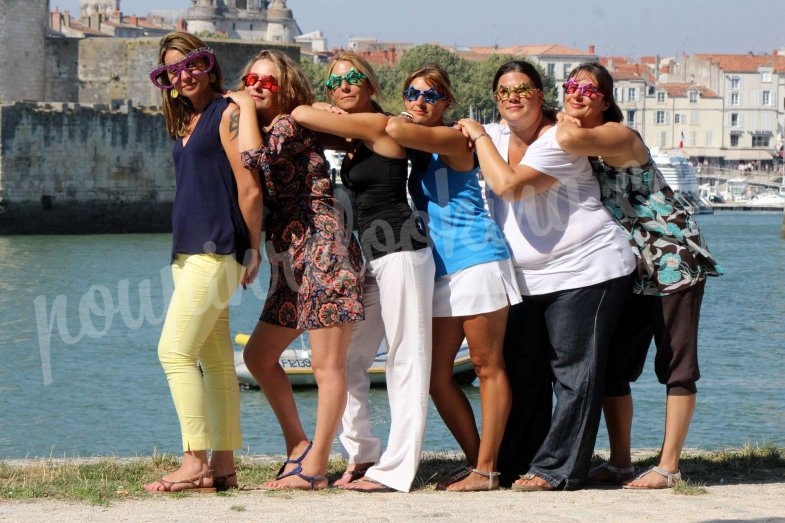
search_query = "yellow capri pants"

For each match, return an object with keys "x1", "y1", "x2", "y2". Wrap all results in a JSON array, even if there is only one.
[{"x1": 158, "y1": 253, "x2": 244, "y2": 452}]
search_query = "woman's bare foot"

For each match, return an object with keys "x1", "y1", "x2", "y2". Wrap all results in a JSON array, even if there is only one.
[
  {"x1": 511, "y1": 473, "x2": 555, "y2": 492},
  {"x1": 446, "y1": 469, "x2": 500, "y2": 492},
  {"x1": 333, "y1": 462, "x2": 375, "y2": 487},
  {"x1": 144, "y1": 464, "x2": 213, "y2": 492},
  {"x1": 623, "y1": 466, "x2": 682, "y2": 489},
  {"x1": 263, "y1": 467, "x2": 328, "y2": 491}
]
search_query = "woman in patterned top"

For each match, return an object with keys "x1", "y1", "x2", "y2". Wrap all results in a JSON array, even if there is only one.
[
  {"x1": 555, "y1": 61, "x2": 723, "y2": 489},
  {"x1": 230, "y1": 49, "x2": 365, "y2": 491}
]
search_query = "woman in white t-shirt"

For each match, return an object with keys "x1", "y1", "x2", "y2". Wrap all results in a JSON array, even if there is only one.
[{"x1": 458, "y1": 60, "x2": 636, "y2": 491}]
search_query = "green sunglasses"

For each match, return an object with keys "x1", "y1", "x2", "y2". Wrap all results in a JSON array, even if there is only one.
[{"x1": 325, "y1": 68, "x2": 368, "y2": 90}]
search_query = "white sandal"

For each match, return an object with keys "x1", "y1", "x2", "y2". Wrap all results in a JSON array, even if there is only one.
[{"x1": 622, "y1": 465, "x2": 682, "y2": 489}]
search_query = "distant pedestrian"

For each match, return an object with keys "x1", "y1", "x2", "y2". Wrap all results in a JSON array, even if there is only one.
[{"x1": 144, "y1": 31, "x2": 262, "y2": 493}]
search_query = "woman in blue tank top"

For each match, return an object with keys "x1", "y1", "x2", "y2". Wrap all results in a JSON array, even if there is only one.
[
  {"x1": 386, "y1": 64, "x2": 520, "y2": 491},
  {"x1": 144, "y1": 32, "x2": 262, "y2": 493}
]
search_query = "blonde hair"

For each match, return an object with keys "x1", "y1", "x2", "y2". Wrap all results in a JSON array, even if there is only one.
[
  {"x1": 324, "y1": 51, "x2": 382, "y2": 104},
  {"x1": 156, "y1": 31, "x2": 224, "y2": 139},
  {"x1": 237, "y1": 49, "x2": 313, "y2": 113}
]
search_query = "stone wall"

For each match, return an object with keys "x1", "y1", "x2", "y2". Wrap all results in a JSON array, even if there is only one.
[
  {"x1": 0, "y1": 0, "x2": 48, "y2": 102},
  {"x1": 0, "y1": 101, "x2": 174, "y2": 234},
  {"x1": 44, "y1": 37, "x2": 80, "y2": 103},
  {"x1": 76, "y1": 37, "x2": 300, "y2": 107}
]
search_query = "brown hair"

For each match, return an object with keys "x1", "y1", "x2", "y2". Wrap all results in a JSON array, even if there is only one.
[
  {"x1": 156, "y1": 31, "x2": 224, "y2": 139},
  {"x1": 236, "y1": 49, "x2": 313, "y2": 113},
  {"x1": 401, "y1": 63, "x2": 456, "y2": 108},
  {"x1": 567, "y1": 62, "x2": 624, "y2": 123}
]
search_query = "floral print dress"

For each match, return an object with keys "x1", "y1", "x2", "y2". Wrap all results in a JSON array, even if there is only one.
[
  {"x1": 241, "y1": 115, "x2": 364, "y2": 329},
  {"x1": 591, "y1": 155, "x2": 723, "y2": 296}
]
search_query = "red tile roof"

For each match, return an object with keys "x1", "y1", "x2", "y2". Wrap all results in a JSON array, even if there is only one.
[
  {"x1": 657, "y1": 82, "x2": 720, "y2": 98},
  {"x1": 694, "y1": 53, "x2": 785, "y2": 73}
]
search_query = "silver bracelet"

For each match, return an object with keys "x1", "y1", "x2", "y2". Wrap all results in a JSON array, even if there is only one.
[
  {"x1": 472, "y1": 132, "x2": 489, "y2": 142},
  {"x1": 400, "y1": 111, "x2": 414, "y2": 122}
]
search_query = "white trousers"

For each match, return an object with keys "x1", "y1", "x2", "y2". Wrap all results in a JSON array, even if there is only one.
[{"x1": 339, "y1": 248, "x2": 435, "y2": 492}]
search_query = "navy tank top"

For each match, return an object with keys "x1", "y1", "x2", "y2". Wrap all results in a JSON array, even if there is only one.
[{"x1": 170, "y1": 97, "x2": 250, "y2": 265}]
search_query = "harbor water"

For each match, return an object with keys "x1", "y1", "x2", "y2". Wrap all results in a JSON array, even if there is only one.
[{"x1": 0, "y1": 212, "x2": 783, "y2": 459}]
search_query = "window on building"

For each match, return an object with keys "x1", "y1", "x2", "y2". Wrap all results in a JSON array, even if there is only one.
[
  {"x1": 647, "y1": 85, "x2": 655, "y2": 95},
  {"x1": 659, "y1": 131, "x2": 667, "y2": 148},
  {"x1": 762, "y1": 90, "x2": 771, "y2": 106},
  {"x1": 730, "y1": 134, "x2": 740, "y2": 147},
  {"x1": 691, "y1": 110, "x2": 699, "y2": 124},
  {"x1": 563, "y1": 63, "x2": 572, "y2": 78},
  {"x1": 237, "y1": 0, "x2": 247, "y2": 8},
  {"x1": 730, "y1": 77, "x2": 740, "y2": 89},
  {"x1": 674, "y1": 114, "x2": 683, "y2": 124},
  {"x1": 761, "y1": 70, "x2": 772, "y2": 82},
  {"x1": 627, "y1": 110, "x2": 636, "y2": 126},
  {"x1": 688, "y1": 90, "x2": 698, "y2": 103},
  {"x1": 655, "y1": 111, "x2": 666, "y2": 124},
  {"x1": 614, "y1": 87, "x2": 620, "y2": 101},
  {"x1": 627, "y1": 87, "x2": 637, "y2": 102},
  {"x1": 730, "y1": 92, "x2": 740, "y2": 105},
  {"x1": 752, "y1": 135, "x2": 770, "y2": 147},
  {"x1": 657, "y1": 92, "x2": 665, "y2": 102},
  {"x1": 690, "y1": 131, "x2": 697, "y2": 147},
  {"x1": 547, "y1": 63, "x2": 555, "y2": 77},
  {"x1": 706, "y1": 130, "x2": 713, "y2": 147},
  {"x1": 731, "y1": 113, "x2": 740, "y2": 127}
]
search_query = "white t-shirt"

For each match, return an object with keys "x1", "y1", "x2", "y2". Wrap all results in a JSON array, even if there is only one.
[{"x1": 484, "y1": 123, "x2": 635, "y2": 295}]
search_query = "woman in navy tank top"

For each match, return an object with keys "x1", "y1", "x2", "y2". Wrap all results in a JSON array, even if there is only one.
[{"x1": 144, "y1": 32, "x2": 262, "y2": 493}]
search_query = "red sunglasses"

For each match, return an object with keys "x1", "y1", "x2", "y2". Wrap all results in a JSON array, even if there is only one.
[{"x1": 242, "y1": 73, "x2": 279, "y2": 92}]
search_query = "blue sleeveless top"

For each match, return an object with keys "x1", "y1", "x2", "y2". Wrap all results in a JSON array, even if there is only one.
[
  {"x1": 407, "y1": 152, "x2": 510, "y2": 277},
  {"x1": 170, "y1": 97, "x2": 250, "y2": 265}
]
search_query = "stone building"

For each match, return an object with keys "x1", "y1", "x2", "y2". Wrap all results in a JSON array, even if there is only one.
[{"x1": 186, "y1": 0, "x2": 301, "y2": 43}]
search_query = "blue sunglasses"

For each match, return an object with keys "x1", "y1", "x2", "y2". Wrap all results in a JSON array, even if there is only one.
[{"x1": 403, "y1": 86, "x2": 446, "y2": 104}]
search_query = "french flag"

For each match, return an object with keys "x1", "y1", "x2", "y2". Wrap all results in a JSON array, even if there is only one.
[{"x1": 679, "y1": 131, "x2": 684, "y2": 149}]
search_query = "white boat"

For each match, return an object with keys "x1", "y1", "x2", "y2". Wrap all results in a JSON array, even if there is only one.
[
  {"x1": 649, "y1": 149, "x2": 713, "y2": 214},
  {"x1": 233, "y1": 333, "x2": 477, "y2": 389}
]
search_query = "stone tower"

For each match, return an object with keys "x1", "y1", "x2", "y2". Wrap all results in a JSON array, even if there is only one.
[
  {"x1": 0, "y1": 0, "x2": 48, "y2": 102},
  {"x1": 185, "y1": 0, "x2": 300, "y2": 42},
  {"x1": 80, "y1": 0, "x2": 119, "y2": 19}
]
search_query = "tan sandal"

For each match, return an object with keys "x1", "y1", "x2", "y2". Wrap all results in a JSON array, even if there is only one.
[
  {"x1": 446, "y1": 469, "x2": 500, "y2": 491},
  {"x1": 147, "y1": 474, "x2": 216, "y2": 494}
]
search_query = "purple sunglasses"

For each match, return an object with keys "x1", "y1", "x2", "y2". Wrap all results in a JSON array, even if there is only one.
[{"x1": 149, "y1": 48, "x2": 216, "y2": 89}]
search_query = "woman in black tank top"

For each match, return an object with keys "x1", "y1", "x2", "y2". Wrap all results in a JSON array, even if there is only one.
[{"x1": 292, "y1": 52, "x2": 435, "y2": 493}]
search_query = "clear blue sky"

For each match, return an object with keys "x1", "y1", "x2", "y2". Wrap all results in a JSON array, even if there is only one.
[{"x1": 54, "y1": 0, "x2": 785, "y2": 59}]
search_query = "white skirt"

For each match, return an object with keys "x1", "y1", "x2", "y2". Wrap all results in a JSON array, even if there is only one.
[{"x1": 433, "y1": 258, "x2": 522, "y2": 317}]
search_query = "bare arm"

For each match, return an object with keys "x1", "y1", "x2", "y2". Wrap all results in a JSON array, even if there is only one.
[
  {"x1": 385, "y1": 115, "x2": 474, "y2": 172},
  {"x1": 456, "y1": 118, "x2": 558, "y2": 200},
  {"x1": 556, "y1": 119, "x2": 649, "y2": 167},
  {"x1": 291, "y1": 105, "x2": 405, "y2": 159},
  {"x1": 221, "y1": 102, "x2": 262, "y2": 287}
]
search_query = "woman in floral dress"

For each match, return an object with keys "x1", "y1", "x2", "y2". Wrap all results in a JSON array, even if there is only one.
[
  {"x1": 555, "y1": 62, "x2": 723, "y2": 489},
  {"x1": 230, "y1": 49, "x2": 364, "y2": 491}
]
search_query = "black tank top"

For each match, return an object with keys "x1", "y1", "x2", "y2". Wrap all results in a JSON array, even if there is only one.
[{"x1": 341, "y1": 144, "x2": 427, "y2": 260}]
